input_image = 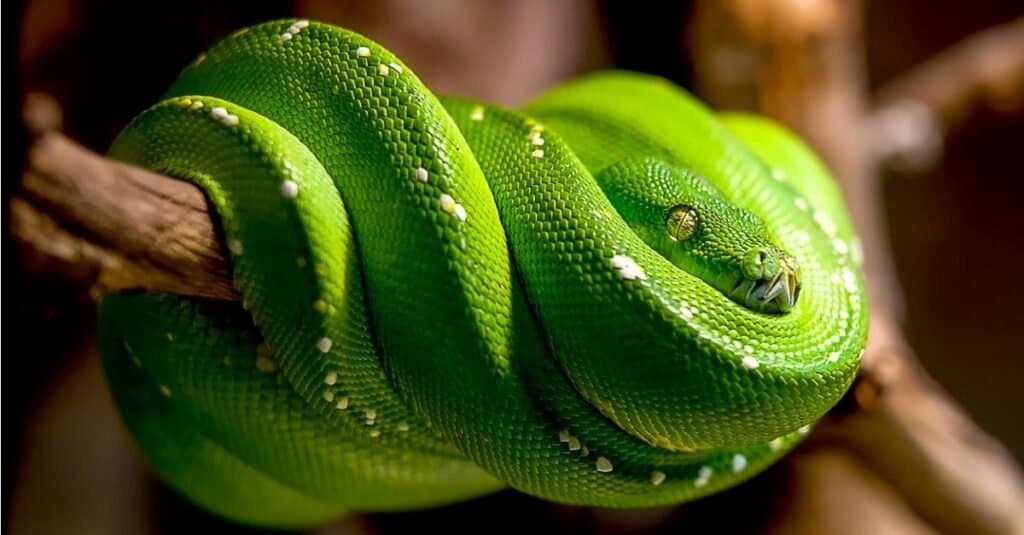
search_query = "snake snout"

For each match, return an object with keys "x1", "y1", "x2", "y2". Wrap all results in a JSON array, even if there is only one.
[{"x1": 734, "y1": 250, "x2": 801, "y2": 313}]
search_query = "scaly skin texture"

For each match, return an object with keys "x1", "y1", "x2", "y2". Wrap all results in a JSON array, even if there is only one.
[{"x1": 100, "y1": 20, "x2": 868, "y2": 528}]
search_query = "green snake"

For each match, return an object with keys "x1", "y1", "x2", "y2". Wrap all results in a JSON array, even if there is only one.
[{"x1": 99, "y1": 19, "x2": 868, "y2": 528}]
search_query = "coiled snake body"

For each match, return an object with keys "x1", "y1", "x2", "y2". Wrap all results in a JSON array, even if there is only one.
[{"x1": 100, "y1": 20, "x2": 868, "y2": 527}]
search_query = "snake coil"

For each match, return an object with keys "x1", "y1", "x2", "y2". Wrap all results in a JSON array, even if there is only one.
[{"x1": 100, "y1": 20, "x2": 868, "y2": 528}]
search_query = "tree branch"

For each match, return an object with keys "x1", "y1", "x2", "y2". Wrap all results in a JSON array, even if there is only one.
[
  {"x1": 12, "y1": 132, "x2": 238, "y2": 301},
  {"x1": 866, "y1": 17, "x2": 1024, "y2": 174}
]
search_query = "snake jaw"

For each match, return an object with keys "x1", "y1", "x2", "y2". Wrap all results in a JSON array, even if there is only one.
[{"x1": 731, "y1": 258, "x2": 801, "y2": 313}]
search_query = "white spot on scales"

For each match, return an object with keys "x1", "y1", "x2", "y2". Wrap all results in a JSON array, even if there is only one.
[
  {"x1": 209, "y1": 106, "x2": 239, "y2": 127},
  {"x1": 732, "y1": 454, "x2": 748, "y2": 472},
  {"x1": 610, "y1": 254, "x2": 646, "y2": 281},
  {"x1": 279, "y1": 19, "x2": 309, "y2": 42},
  {"x1": 279, "y1": 179, "x2": 299, "y2": 199},
  {"x1": 694, "y1": 465, "x2": 713, "y2": 487}
]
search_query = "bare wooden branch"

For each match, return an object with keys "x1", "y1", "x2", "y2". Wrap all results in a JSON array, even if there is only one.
[
  {"x1": 13, "y1": 132, "x2": 238, "y2": 301},
  {"x1": 874, "y1": 17, "x2": 1024, "y2": 129},
  {"x1": 867, "y1": 17, "x2": 1024, "y2": 173}
]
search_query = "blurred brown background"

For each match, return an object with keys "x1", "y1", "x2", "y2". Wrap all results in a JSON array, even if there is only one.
[{"x1": 7, "y1": 1, "x2": 1024, "y2": 533}]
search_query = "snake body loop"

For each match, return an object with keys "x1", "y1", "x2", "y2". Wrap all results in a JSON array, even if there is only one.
[{"x1": 101, "y1": 20, "x2": 868, "y2": 528}]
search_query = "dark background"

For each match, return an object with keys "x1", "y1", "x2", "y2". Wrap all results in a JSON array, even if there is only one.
[{"x1": 8, "y1": 1, "x2": 1023, "y2": 533}]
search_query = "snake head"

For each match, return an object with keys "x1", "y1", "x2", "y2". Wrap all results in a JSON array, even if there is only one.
[
  {"x1": 597, "y1": 157, "x2": 802, "y2": 314},
  {"x1": 733, "y1": 248, "x2": 801, "y2": 313}
]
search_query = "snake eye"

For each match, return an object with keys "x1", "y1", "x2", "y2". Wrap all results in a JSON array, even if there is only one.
[{"x1": 666, "y1": 205, "x2": 699, "y2": 241}]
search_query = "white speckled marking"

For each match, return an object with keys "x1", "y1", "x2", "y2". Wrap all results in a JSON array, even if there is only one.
[
  {"x1": 732, "y1": 454, "x2": 748, "y2": 472},
  {"x1": 453, "y1": 204, "x2": 467, "y2": 222},
  {"x1": 742, "y1": 356, "x2": 760, "y2": 370},
  {"x1": 828, "y1": 351, "x2": 840, "y2": 363},
  {"x1": 814, "y1": 210, "x2": 838, "y2": 236},
  {"x1": 397, "y1": 422, "x2": 410, "y2": 432},
  {"x1": 209, "y1": 107, "x2": 238, "y2": 127},
  {"x1": 769, "y1": 436, "x2": 786, "y2": 451},
  {"x1": 356, "y1": 46, "x2": 370, "y2": 57},
  {"x1": 798, "y1": 424, "x2": 812, "y2": 435},
  {"x1": 679, "y1": 303, "x2": 694, "y2": 320},
  {"x1": 851, "y1": 237, "x2": 864, "y2": 265},
  {"x1": 558, "y1": 430, "x2": 570, "y2": 443},
  {"x1": 228, "y1": 239, "x2": 243, "y2": 255},
  {"x1": 279, "y1": 20, "x2": 309, "y2": 41},
  {"x1": 314, "y1": 299, "x2": 328, "y2": 313},
  {"x1": 470, "y1": 106, "x2": 485, "y2": 121},
  {"x1": 377, "y1": 63, "x2": 389, "y2": 76},
  {"x1": 415, "y1": 167, "x2": 429, "y2": 183},
  {"x1": 159, "y1": 385, "x2": 172, "y2": 397},
  {"x1": 595, "y1": 456, "x2": 613, "y2": 473},
  {"x1": 324, "y1": 371, "x2": 338, "y2": 385},
  {"x1": 650, "y1": 471, "x2": 667, "y2": 486},
  {"x1": 280, "y1": 179, "x2": 299, "y2": 199},
  {"x1": 841, "y1": 268, "x2": 859, "y2": 293},
  {"x1": 316, "y1": 337, "x2": 333, "y2": 353},
  {"x1": 322, "y1": 389, "x2": 335, "y2": 402},
  {"x1": 610, "y1": 254, "x2": 646, "y2": 280},
  {"x1": 336, "y1": 396, "x2": 350, "y2": 410},
  {"x1": 388, "y1": 62, "x2": 403, "y2": 74},
  {"x1": 567, "y1": 436, "x2": 581, "y2": 451},
  {"x1": 695, "y1": 465, "x2": 713, "y2": 487},
  {"x1": 531, "y1": 149, "x2": 544, "y2": 158},
  {"x1": 189, "y1": 100, "x2": 204, "y2": 111},
  {"x1": 832, "y1": 237, "x2": 848, "y2": 255},
  {"x1": 439, "y1": 194, "x2": 456, "y2": 214}
]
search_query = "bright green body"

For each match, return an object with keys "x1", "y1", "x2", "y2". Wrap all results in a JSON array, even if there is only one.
[{"x1": 100, "y1": 20, "x2": 867, "y2": 528}]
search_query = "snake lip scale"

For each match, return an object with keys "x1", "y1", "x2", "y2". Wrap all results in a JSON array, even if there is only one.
[{"x1": 99, "y1": 19, "x2": 868, "y2": 528}]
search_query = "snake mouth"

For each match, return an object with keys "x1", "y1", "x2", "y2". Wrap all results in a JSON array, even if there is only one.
[{"x1": 729, "y1": 259, "x2": 801, "y2": 313}]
